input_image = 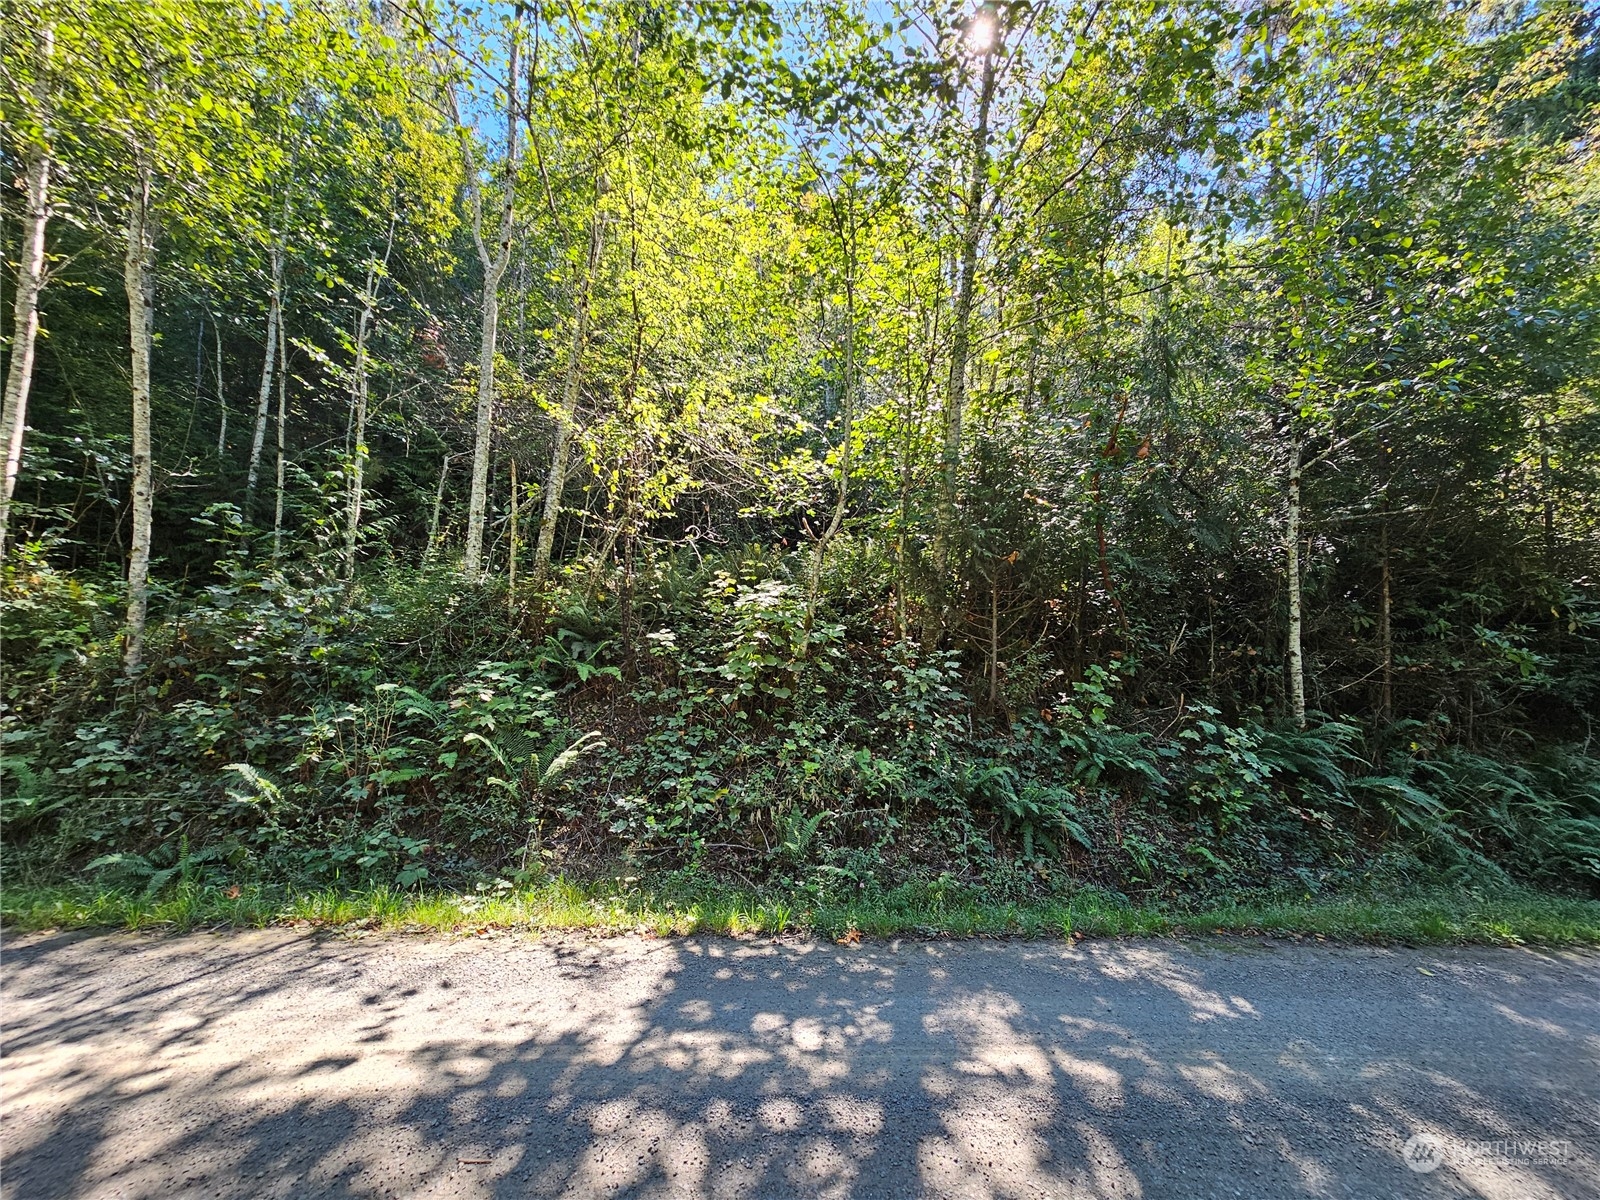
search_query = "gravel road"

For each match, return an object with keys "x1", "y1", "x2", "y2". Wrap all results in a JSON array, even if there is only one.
[{"x1": 2, "y1": 929, "x2": 1596, "y2": 1200}]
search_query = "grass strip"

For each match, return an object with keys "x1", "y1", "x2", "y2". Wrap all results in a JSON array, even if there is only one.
[{"x1": 4, "y1": 878, "x2": 1598, "y2": 945}]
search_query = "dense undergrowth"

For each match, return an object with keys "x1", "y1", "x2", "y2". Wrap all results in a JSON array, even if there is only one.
[
  {"x1": 5, "y1": 0, "x2": 1599, "y2": 946},
  {"x1": 5, "y1": 529, "x2": 1599, "y2": 922}
]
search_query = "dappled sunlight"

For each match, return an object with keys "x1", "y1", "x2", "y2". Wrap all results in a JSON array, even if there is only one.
[
  {"x1": 629, "y1": 1025, "x2": 773, "y2": 1082},
  {"x1": 1281, "y1": 1147, "x2": 1337, "y2": 1195},
  {"x1": 926, "y1": 989, "x2": 1054, "y2": 1084},
  {"x1": 917, "y1": 981, "x2": 1139, "y2": 1198},
  {"x1": 3, "y1": 933, "x2": 1597, "y2": 1199},
  {"x1": 1174, "y1": 1054, "x2": 1270, "y2": 1104},
  {"x1": 1049, "y1": 1053, "x2": 1125, "y2": 1111},
  {"x1": 1086, "y1": 944, "x2": 1258, "y2": 1023},
  {"x1": 1491, "y1": 1001, "x2": 1572, "y2": 1038},
  {"x1": 1072, "y1": 1121, "x2": 1144, "y2": 1199}
]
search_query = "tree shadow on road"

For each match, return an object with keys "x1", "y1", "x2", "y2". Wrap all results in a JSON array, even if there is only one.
[{"x1": 2, "y1": 931, "x2": 1596, "y2": 1199}]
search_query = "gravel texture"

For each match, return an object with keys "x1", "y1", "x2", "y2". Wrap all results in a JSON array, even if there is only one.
[{"x1": 2, "y1": 929, "x2": 1597, "y2": 1199}]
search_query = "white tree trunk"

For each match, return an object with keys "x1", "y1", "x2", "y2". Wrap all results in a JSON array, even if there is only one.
[
  {"x1": 0, "y1": 25, "x2": 54, "y2": 560},
  {"x1": 532, "y1": 213, "x2": 604, "y2": 590},
  {"x1": 272, "y1": 314, "x2": 288, "y2": 558},
  {"x1": 244, "y1": 242, "x2": 283, "y2": 512},
  {"x1": 343, "y1": 220, "x2": 394, "y2": 579},
  {"x1": 122, "y1": 156, "x2": 156, "y2": 676},
  {"x1": 1285, "y1": 439, "x2": 1306, "y2": 729},
  {"x1": 345, "y1": 283, "x2": 373, "y2": 579},
  {"x1": 462, "y1": 257, "x2": 509, "y2": 577},
  {"x1": 458, "y1": 28, "x2": 521, "y2": 580}
]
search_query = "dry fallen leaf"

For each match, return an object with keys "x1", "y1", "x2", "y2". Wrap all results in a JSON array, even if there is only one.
[
  {"x1": 224, "y1": 885, "x2": 241, "y2": 899},
  {"x1": 836, "y1": 928, "x2": 862, "y2": 946}
]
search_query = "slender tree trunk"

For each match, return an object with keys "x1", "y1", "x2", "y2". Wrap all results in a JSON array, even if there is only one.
[
  {"x1": 1207, "y1": 585, "x2": 1217, "y2": 692},
  {"x1": 989, "y1": 570, "x2": 1001, "y2": 709},
  {"x1": 458, "y1": 29, "x2": 521, "y2": 580},
  {"x1": 214, "y1": 323, "x2": 227, "y2": 457},
  {"x1": 0, "y1": 25, "x2": 54, "y2": 560},
  {"x1": 193, "y1": 313, "x2": 205, "y2": 411},
  {"x1": 345, "y1": 300, "x2": 370, "y2": 578},
  {"x1": 931, "y1": 41, "x2": 997, "y2": 599},
  {"x1": 1089, "y1": 393, "x2": 1131, "y2": 636},
  {"x1": 272, "y1": 316, "x2": 288, "y2": 559},
  {"x1": 425, "y1": 452, "x2": 453, "y2": 563},
  {"x1": 806, "y1": 272, "x2": 855, "y2": 639},
  {"x1": 1285, "y1": 439, "x2": 1306, "y2": 729},
  {"x1": 244, "y1": 243, "x2": 283, "y2": 512},
  {"x1": 588, "y1": 521, "x2": 622, "y2": 595},
  {"x1": 345, "y1": 308, "x2": 370, "y2": 579},
  {"x1": 621, "y1": 529, "x2": 636, "y2": 675},
  {"x1": 1379, "y1": 515, "x2": 1393, "y2": 724},
  {"x1": 122, "y1": 155, "x2": 156, "y2": 676},
  {"x1": 463, "y1": 249, "x2": 512, "y2": 576},
  {"x1": 344, "y1": 219, "x2": 394, "y2": 580},
  {"x1": 532, "y1": 212, "x2": 604, "y2": 590},
  {"x1": 895, "y1": 313, "x2": 921, "y2": 644},
  {"x1": 1538, "y1": 411, "x2": 1554, "y2": 561},
  {"x1": 507, "y1": 458, "x2": 519, "y2": 607}
]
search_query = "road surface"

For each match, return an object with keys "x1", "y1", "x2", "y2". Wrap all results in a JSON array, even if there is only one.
[{"x1": 2, "y1": 929, "x2": 1596, "y2": 1199}]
